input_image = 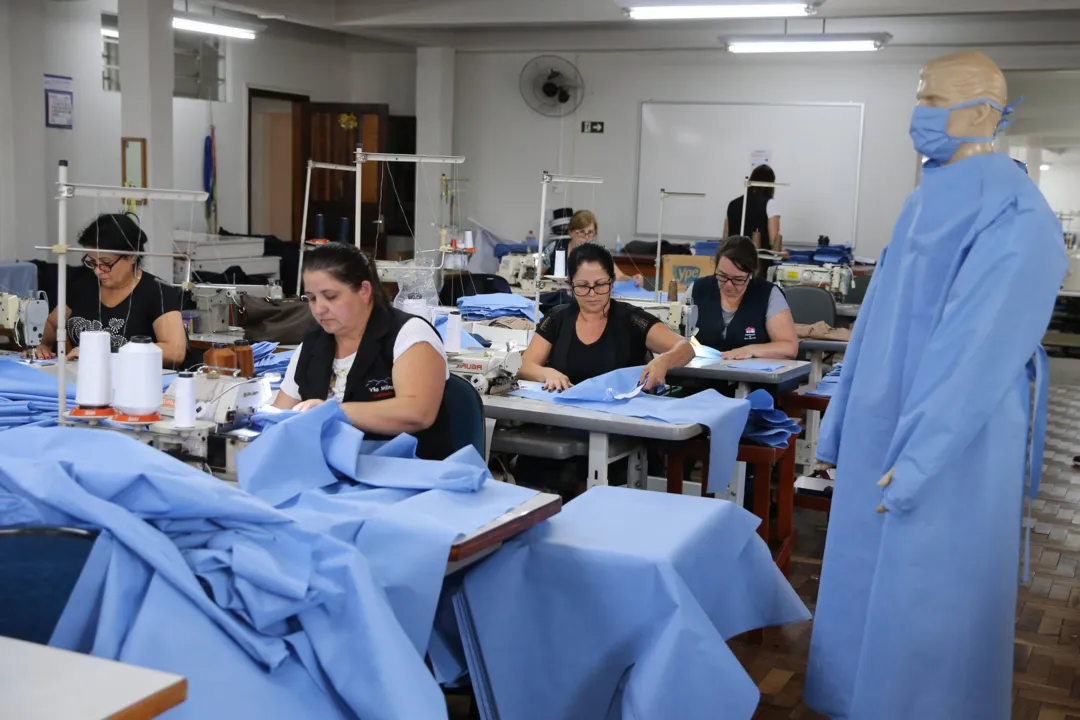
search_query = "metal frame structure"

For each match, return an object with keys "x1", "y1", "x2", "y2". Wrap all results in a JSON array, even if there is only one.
[
  {"x1": 654, "y1": 189, "x2": 706, "y2": 302},
  {"x1": 534, "y1": 171, "x2": 604, "y2": 321},
  {"x1": 739, "y1": 178, "x2": 791, "y2": 238},
  {"x1": 296, "y1": 146, "x2": 465, "y2": 295},
  {"x1": 48, "y1": 161, "x2": 208, "y2": 419}
]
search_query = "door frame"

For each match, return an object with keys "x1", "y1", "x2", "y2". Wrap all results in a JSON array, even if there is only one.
[{"x1": 247, "y1": 88, "x2": 310, "y2": 242}]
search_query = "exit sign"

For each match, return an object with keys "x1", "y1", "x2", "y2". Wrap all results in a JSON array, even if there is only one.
[{"x1": 581, "y1": 121, "x2": 605, "y2": 134}]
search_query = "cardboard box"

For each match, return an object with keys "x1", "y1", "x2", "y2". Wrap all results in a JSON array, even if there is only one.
[{"x1": 660, "y1": 255, "x2": 715, "y2": 293}]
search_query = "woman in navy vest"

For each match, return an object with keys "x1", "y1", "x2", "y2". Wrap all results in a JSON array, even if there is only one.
[
  {"x1": 692, "y1": 236, "x2": 799, "y2": 361},
  {"x1": 274, "y1": 243, "x2": 453, "y2": 460},
  {"x1": 521, "y1": 242, "x2": 694, "y2": 392},
  {"x1": 723, "y1": 164, "x2": 782, "y2": 277}
]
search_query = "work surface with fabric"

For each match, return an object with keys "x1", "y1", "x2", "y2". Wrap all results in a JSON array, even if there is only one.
[{"x1": 614, "y1": 373, "x2": 1080, "y2": 720}]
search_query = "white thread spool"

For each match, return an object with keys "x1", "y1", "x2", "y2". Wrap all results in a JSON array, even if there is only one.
[
  {"x1": 402, "y1": 298, "x2": 431, "y2": 322},
  {"x1": 113, "y1": 336, "x2": 162, "y2": 417},
  {"x1": 445, "y1": 310, "x2": 462, "y2": 353},
  {"x1": 173, "y1": 371, "x2": 196, "y2": 428},
  {"x1": 74, "y1": 331, "x2": 111, "y2": 408},
  {"x1": 554, "y1": 250, "x2": 566, "y2": 278},
  {"x1": 464, "y1": 230, "x2": 474, "y2": 250}
]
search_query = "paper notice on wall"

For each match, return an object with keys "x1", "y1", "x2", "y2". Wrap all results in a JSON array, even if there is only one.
[
  {"x1": 44, "y1": 74, "x2": 74, "y2": 130},
  {"x1": 750, "y1": 148, "x2": 772, "y2": 168}
]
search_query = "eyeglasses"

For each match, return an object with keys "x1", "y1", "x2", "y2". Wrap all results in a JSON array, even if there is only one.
[
  {"x1": 570, "y1": 228, "x2": 597, "y2": 240},
  {"x1": 716, "y1": 271, "x2": 750, "y2": 288},
  {"x1": 572, "y1": 281, "x2": 613, "y2": 297},
  {"x1": 82, "y1": 254, "x2": 123, "y2": 272}
]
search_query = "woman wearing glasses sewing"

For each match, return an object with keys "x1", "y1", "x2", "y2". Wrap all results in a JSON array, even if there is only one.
[
  {"x1": 521, "y1": 242, "x2": 694, "y2": 392},
  {"x1": 29, "y1": 213, "x2": 189, "y2": 368},
  {"x1": 693, "y1": 236, "x2": 799, "y2": 360}
]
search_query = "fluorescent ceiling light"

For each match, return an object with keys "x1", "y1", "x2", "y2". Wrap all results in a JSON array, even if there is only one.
[
  {"x1": 100, "y1": 27, "x2": 119, "y2": 38},
  {"x1": 172, "y1": 16, "x2": 257, "y2": 40},
  {"x1": 628, "y1": 3, "x2": 814, "y2": 20},
  {"x1": 1041, "y1": 164, "x2": 1051, "y2": 171},
  {"x1": 724, "y1": 33, "x2": 891, "y2": 53}
]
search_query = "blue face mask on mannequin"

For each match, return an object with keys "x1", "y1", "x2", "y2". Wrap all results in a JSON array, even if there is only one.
[{"x1": 910, "y1": 97, "x2": 1021, "y2": 164}]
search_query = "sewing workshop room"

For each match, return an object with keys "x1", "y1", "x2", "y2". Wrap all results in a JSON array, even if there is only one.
[{"x1": 8, "y1": 0, "x2": 1080, "y2": 719}]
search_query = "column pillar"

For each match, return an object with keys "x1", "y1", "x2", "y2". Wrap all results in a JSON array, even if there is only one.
[
  {"x1": 414, "y1": 47, "x2": 455, "y2": 254},
  {"x1": 119, "y1": 0, "x2": 173, "y2": 278}
]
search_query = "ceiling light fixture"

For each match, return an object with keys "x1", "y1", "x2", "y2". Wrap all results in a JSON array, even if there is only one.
[
  {"x1": 723, "y1": 33, "x2": 891, "y2": 53},
  {"x1": 172, "y1": 15, "x2": 258, "y2": 40},
  {"x1": 621, "y1": 0, "x2": 821, "y2": 21},
  {"x1": 100, "y1": 27, "x2": 119, "y2": 38},
  {"x1": 1041, "y1": 164, "x2": 1051, "y2": 171}
]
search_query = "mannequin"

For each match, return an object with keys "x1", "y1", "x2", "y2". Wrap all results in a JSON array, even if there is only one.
[{"x1": 804, "y1": 51, "x2": 1067, "y2": 720}]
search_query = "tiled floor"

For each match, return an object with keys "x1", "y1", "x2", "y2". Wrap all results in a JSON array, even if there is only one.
[{"x1": 453, "y1": 364, "x2": 1080, "y2": 719}]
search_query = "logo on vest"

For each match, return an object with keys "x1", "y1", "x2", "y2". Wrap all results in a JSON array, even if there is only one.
[
  {"x1": 744, "y1": 327, "x2": 758, "y2": 341},
  {"x1": 366, "y1": 377, "x2": 395, "y2": 399}
]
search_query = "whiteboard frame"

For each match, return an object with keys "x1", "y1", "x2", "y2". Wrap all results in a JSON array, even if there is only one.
[{"x1": 633, "y1": 100, "x2": 867, "y2": 247}]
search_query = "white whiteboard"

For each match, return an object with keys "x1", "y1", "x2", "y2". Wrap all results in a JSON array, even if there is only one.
[{"x1": 635, "y1": 101, "x2": 864, "y2": 248}]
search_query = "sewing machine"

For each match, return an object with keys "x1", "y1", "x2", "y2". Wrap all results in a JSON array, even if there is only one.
[
  {"x1": 192, "y1": 282, "x2": 283, "y2": 335},
  {"x1": 0, "y1": 292, "x2": 49, "y2": 349},
  {"x1": 448, "y1": 348, "x2": 522, "y2": 395},
  {"x1": 768, "y1": 264, "x2": 854, "y2": 301},
  {"x1": 498, "y1": 253, "x2": 541, "y2": 294},
  {"x1": 617, "y1": 297, "x2": 699, "y2": 339}
]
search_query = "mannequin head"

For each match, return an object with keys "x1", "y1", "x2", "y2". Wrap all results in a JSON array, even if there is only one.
[{"x1": 915, "y1": 51, "x2": 1008, "y2": 164}]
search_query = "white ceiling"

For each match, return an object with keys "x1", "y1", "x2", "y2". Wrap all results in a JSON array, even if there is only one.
[{"x1": 212, "y1": 0, "x2": 1080, "y2": 53}]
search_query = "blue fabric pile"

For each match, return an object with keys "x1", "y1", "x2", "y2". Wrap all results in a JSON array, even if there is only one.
[
  {"x1": 453, "y1": 486, "x2": 811, "y2": 720},
  {"x1": 611, "y1": 280, "x2": 658, "y2": 300},
  {"x1": 251, "y1": 341, "x2": 294, "y2": 388},
  {"x1": 434, "y1": 315, "x2": 489, "y2": 349},
  {"x1": 694, "y1": 240, "x2": 722, "y2": 257},
  {"x1": 785, "y1": 243, "x2": 854, "y2": 266},
  {"x1": 513, "y1": 367, "x2": 750, "y2": 495},
  {"x1": 458, "y1": 293, "x2": 539, "y2": 321},
  {"x1": 742, "y1": 389, "x2": 801, "y2": 448},
  {"x1": 806, "y1": 362, "x2": 843, "y2": 398},
  {"x1": 493, "y1": 241, "x2": 538, "y2": 260}
]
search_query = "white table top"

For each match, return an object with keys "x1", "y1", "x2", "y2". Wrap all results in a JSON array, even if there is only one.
[
  {"x1": 0, "y1": 637, "x2": 186, "y2": 720},
  {"x1": 670, "y1": 358, "x2": 811, "y2": 385},
  {"x1": 482, "y1": 393, "x2": 702, "y2": 441}
]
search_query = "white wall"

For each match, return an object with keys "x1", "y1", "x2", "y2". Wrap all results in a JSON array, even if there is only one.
[
  {"x1": 1039, "y1": 157, "x2": 1080, "y2": 216},
  {"x1": 455, "y1": 51, "x2": 922, "y2": 259},
  {"x1": 0, "y1": 0, "x2": 416, "y2": 261}
]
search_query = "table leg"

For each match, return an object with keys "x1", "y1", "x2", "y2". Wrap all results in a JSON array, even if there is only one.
[
  {"x1": 666, "y1": 449, "x2": 684, "y2": 495},
  {"x1": 484, "y1": 418, "x2": 497, "y2": 463},
  {"x1": 735, "y1": 382, "x2": 751, "y2": 400},
  {"x1": 587, "y1": 432, "x2": 610, "y2": 489},
  {"x1": 754, "y1": 460, "x2": 771, "y2": 543},
  {"x1": 805, "y1": 349, "x2": 823, "y2": 464},
  {"x1": 630, "y1": 446, "x2": 648, "y2": 490}
]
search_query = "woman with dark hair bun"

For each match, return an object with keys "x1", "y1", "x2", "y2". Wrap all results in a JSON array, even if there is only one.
[
  {"x1": 723, "y1": 164, "x2": 783, "y2": 276},
  {"x1": 520, "y1": 241, "x2": 693, "y2": 392},
  {"x1": 29, "y1": 212, "x2": 189, "y2": 368},
  {"x1": 274, "y1": 243, "x2": 453, "y2": 460}
]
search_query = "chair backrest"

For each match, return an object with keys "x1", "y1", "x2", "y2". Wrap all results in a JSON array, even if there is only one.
[
  {"x1": 784, "y1": 285, "x2": 837, "y2": 326},
  {"x1": 442, "y1": 374, "x2": 486, "y2": 458},
  {"x1": 0, "y1": 529, "x2": 97, "y2": 644}
]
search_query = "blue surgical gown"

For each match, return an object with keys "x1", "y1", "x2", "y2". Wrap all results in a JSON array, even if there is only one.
[{"x1": 805, "y1": 152, "x2": 1067, "y2": 719}]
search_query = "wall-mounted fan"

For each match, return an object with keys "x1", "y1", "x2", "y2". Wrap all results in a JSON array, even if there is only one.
[{"x1": 519, "y1": 55, "x2": 585, "y2": 118}]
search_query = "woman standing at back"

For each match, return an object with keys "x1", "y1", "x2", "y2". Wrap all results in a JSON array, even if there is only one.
[{"x1": 723, "y1": 164, "x2": 782, "y2": 277}]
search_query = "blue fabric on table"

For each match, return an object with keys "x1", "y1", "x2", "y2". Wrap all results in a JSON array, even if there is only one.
[
  {"x1": 239, "y1": 400, "x2": 539, "y2": 656},
  {"x1": 611, "y1": 280, "x2": 657, "y2": 300},
  {"x1": 806, "y1": 362, "x2": 843, "y2": 398},
  {"x1": 0, "y1": 261, "x2": 38, "y2": 298},
  {"x1": 434, "y1": 315, "x2": 488, "y2": 349},
  {"x1": 0, "y1": 426, "x2": 448, "y2": 720},
  {"x1": 725, "y1": 360, "x2": 788, "y2": 372},
  {"x1": 513, "y1": 368, "x2": 750, "y2": 494},
  {"x1": 782, "y1": 243, "x2": 854, "y2": 267},
  {"x1": 456, "y1": 486, "x2": 810, "y2": 720},
  {"x1": 806, "y1": 152, "x2": 1066, "y2": 720},
  {"x1": 457, "y1": 293, "x2": 539, "y2": 321}
]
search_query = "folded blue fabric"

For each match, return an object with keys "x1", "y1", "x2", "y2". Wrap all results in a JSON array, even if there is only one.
[
  {"x1": 457, "y1": 486, "x2": 810, "y2": 720},
  {"x1": 457, "y1": 293, "x2": 539, "y2": 321},
  {"x1": 611, "y1": 280, "x2": 657, "y2": 300},
  {"x1": 741, "y1": 389, "x2": 801, "y2": 448},
  {"x1": 0, "y1": 426, "x2": 448, "y2": 719},
  {"x1": 513, "y1": 367, "x2": 750, "y2": 494}
]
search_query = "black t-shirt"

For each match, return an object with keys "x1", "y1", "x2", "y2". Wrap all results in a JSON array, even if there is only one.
[
  {"x1": 536, "y1": 300, "x2": 660, "y2": 385},
  {"x1": 66, "y1": 271, "x2": 182, "y2": 351}
]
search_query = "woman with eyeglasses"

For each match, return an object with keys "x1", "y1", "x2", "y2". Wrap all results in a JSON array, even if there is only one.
[
  {"x1": 29, "y1": 213, "x2": 189, "y2": 368},
  {"x1": 521, "y1": 242, "x2": 693, "y2": 392},
  {"x1": 273, "y1": 243, "x2": 453, "y2": 460},
  {"x1": 693, "y1": 236, "x2": 798, "y2": 360},
  {"x1": 548, "y1": 211, "x2": 645, "y2": 287}
]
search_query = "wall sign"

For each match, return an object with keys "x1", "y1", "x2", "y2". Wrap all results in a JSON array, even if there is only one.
[
  {"x1": 581, "y1": 121, "x2": 605, "y2": 134},
  {"x1": 44, "y1": 74, "x2": 74, "y2": 130}
]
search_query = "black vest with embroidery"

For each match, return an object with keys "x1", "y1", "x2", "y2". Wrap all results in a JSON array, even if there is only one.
[
  {"x1": 692, "y1": 276, "x2": 774, "y2": 352},
  {"x1": 294, "y1": 306, "x2": 453, "y2": 460}
]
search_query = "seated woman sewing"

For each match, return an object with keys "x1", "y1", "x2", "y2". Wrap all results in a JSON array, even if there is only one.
[
  {"x1": 692, "y1": 236, "x2": 799, "y2": 360},
  {"x1": 274, "y1": 243, "x2": 453, "y2": 460},
  {"x1": 29, "y1": 213, "x2": 189, "y2": 368}
]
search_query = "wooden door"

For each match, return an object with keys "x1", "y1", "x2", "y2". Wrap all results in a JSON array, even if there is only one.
[{"x1": 304, "y1": 102, "x2": 389, "y2": 258}]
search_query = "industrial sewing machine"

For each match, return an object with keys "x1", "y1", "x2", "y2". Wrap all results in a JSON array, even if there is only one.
[
  {"x1": 617, "y1": 297, "x2": 699, "y2": 339},
  {"x1": 498, "y1": 253, "x2": 541, "y2": 294},
  {"x1": 0, "y1": 292, "x2": 49, "y2": 349},
  {"x1": 768, "y1": 264, "x2": 854, "y2": 301},
  {"x1": 191, "y1": 282, "x2": 283, "y2": 335},
  {"x1": 448, "y1": 347, "x2": 522, "y2": 395}
]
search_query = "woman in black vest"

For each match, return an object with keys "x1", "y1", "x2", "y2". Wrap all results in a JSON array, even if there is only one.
[
  {"x1": 521, "y1": 242, "x2": 694, "y2": 392},
  {"x1": 274, "y1": 243, "x2": 453, "y2": 460},
  {"x1": 692, "y1": 236, "x2": 798, "y2": 361},
  {"x1": 723, "y1": 164, "x2": 782, "y2": 277}
]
